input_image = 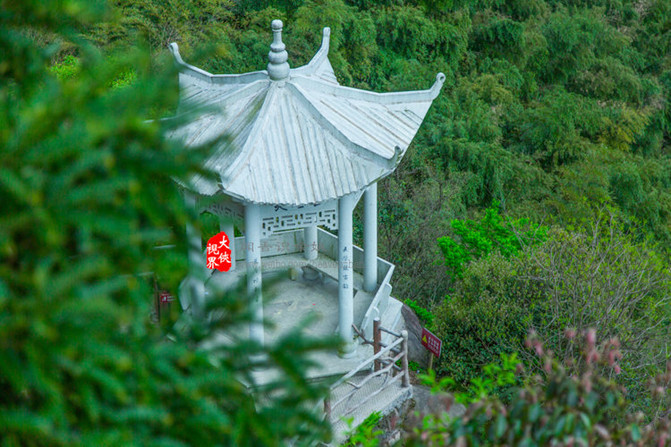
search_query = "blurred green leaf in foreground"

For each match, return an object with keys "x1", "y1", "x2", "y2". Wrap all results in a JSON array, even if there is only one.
[{"x1": 0, "y1": 1, "x2": 335, "y2": 445}]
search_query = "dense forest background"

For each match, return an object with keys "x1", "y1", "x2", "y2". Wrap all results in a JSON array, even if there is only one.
[{"x1": 3, "y1": 0, "x2": 670, "y2": 443}]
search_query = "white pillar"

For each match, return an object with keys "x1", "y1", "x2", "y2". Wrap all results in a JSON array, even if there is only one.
[
  {"x1": 338, "y1": 194, "x2": 356, "y2": 358},
  {"x1": 220, "y1": 219, "x2": 236, "y2": 271},
  {"x1": 185, "y1": 192, "x2": 205, "y2": 318},
  {"x1": 245, "y1": 204, "x2": 263, "y2": 347},
  {"x1": 304, "y1": 226, "x2": 318, "y2": 260},
  {"x1": 363, "y1": 183, "x2": 378, "y2": 292}
]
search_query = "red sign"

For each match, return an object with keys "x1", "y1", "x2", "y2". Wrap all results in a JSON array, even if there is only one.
[
  {"x1": 205, "y1": 231, "x2": 232, "y2": 272},
  {"x1": 421, "y1": 327, "x2": 442, "y2": 358},
  {"x1": 159, "y1": 291, "x2": 174, "y2": 303}
]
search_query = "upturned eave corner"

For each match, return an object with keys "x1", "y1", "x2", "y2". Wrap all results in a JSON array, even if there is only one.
[
  {"x1": 309, "y1": 27, "x2": 332, "y2": 67},
  {"x1": 169, "y1": 42, "x2": 208, "y2": 76},
  {"x1": 168, "y1": 42, "x2": 269, "y2": 85},
  {"x1": 291, "y1": 26, "x2": 334, "y2": 81},
  {"x1": 168, "y1": 42, "x2": 185, "y2": 67},
  {"x1": 430, "y1": 72, "x2": 446, "y2": 100},
  {"x1": 168, "y1": 42, "x2": 217, "y2": 82}
]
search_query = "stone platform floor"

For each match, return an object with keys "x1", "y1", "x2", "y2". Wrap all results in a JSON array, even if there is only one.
[{"x1": 202, "y1": 256, "x2": 377, "y2": 385}]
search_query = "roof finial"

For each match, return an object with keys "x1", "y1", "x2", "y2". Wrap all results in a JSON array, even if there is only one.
[{"x1": 267, "y1": 19, "x2": 290, "y2": 81}]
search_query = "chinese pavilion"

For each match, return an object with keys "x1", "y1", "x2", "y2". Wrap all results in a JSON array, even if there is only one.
[{"x1": 169, "y1": 20, "x2": 443, "y2": 358}]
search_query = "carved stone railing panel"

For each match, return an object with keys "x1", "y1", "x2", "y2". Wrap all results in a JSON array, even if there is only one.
[
  {"x1": 204, "y1": 202, "x2": 244, "y2": 220},
  {"x1": 196, "y1": 195, "x2": 244, "y2": 222},
  {"x1": 194, "y1": 196, "x2": 340, "y2": 238},
  {"x1": 259, "y1": 201, "x2": 338, "y2": 237}
]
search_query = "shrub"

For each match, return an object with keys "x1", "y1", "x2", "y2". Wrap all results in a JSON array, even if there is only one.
[
  {"x1": 48, "y1": 55, "x2": 80, "y2": 80},
  {"x1": 437, "y1": 203, "x2": 546, "y2": 281},
  {"x1": 423, "y1": 352, "x2": 520, "y2": 405},
  {"x1": 404, "y1": 329, "x2": 671, "y2": 446},
  {"x1": 344, "y1": 411, "x2": 383, "y2": 447},
  {"x1": 434, "y1": 208, "x2": 671, "y2": 413},
  {"x1": 432, "y1": 251, "x2": 538, "y2": 385},
  {"x1": 404, "y1": 298, "x2": 436, "y2": 329}
]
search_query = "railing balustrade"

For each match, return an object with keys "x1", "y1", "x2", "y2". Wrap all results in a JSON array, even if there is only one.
[{"x1": 323, "y1": 318, "x2": 409, "y2": 423}]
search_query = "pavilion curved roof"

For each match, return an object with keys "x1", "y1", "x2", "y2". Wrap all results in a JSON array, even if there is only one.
[{"x1": 168, "y1": 21, "x2": 444, "y2": 206}]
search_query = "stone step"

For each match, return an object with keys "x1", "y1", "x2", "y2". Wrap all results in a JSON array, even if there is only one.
[{"x1": 326, "y1": 374, "x2": 413, "y2": 446}]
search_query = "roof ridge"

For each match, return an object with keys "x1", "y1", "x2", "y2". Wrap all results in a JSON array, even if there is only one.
[
  {"x1": 169, "y1": 42, "x2": 268, "y2": 85},
  {"x1": 290, "y1": 73, "x2": 445, "y2": 104},
  {"x1": 287, "y1": 82, "x2": 393, "y2": 168},
  {"x1": 178, "y1": 79, "x2": 268, "y2": 114},
  {"x1": 220, "y1": 84, "x2": 279, "y2": 187},
  {"x1": 292, "y1": 27, "x2": 332, "y2": 77}
]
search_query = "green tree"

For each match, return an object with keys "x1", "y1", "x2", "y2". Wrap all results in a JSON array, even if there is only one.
[{"x1": 437, "y1": 203, "x2": 546, "y2": 281}]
